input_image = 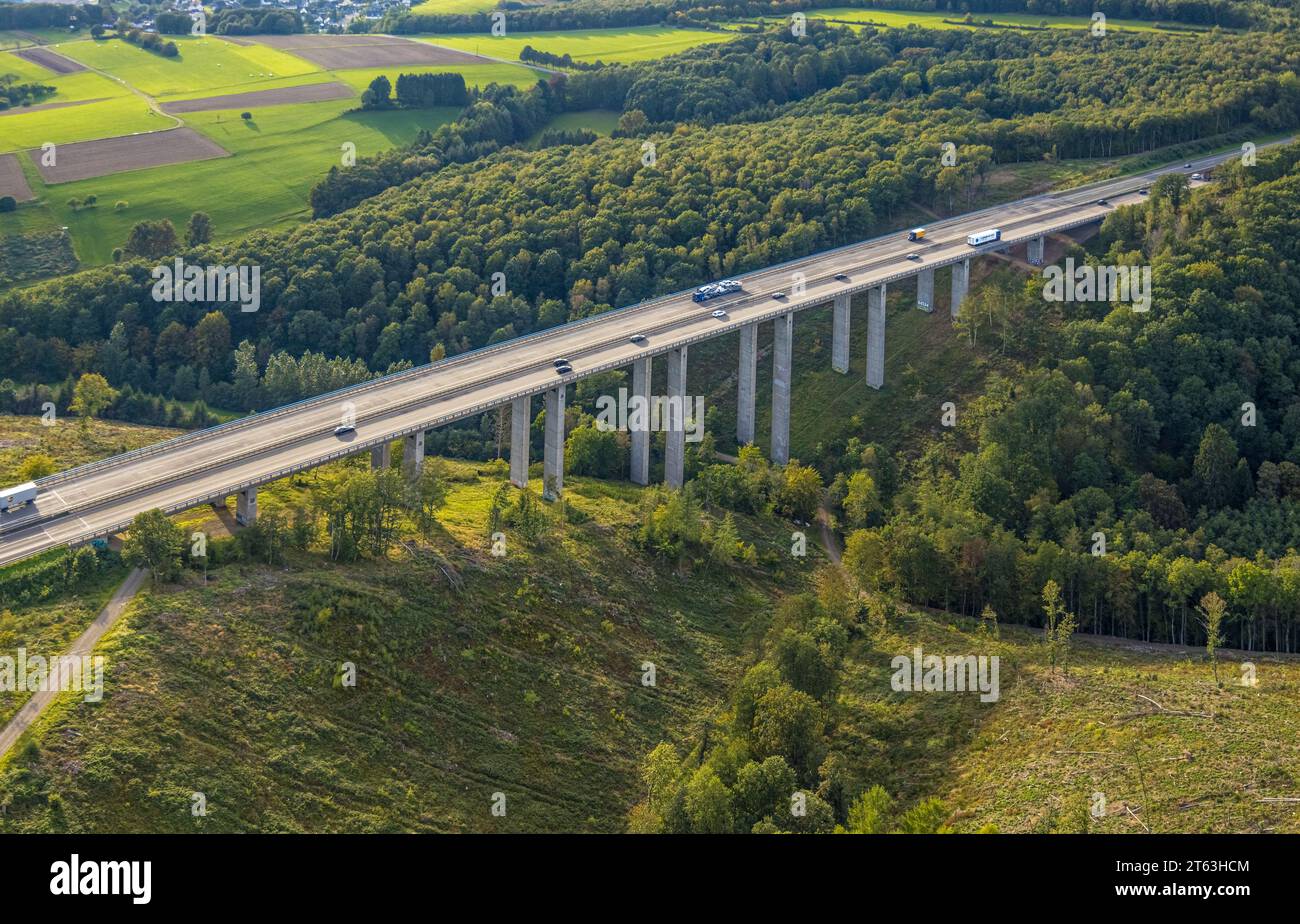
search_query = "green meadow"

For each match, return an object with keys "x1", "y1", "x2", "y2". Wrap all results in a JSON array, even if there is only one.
[
  {"x1": 419, "y1": 25, "x2": 737, "y2": 65},
  {"x1": 0, "y1": 95, "x2": 171, "y2": 153},
  {"x1": 778, "y1": 7, "x2": 1189, "y2": 34},
  {"x1": 17, "y1": 99, "x2": 459, "y2": 265},
  {"x1": 529, "y1": 108, "x2": 620, "y2": 143},
  {"x1": 410, "y1": 0, "x2": 506, "y2": 12},
  {"x1": 51, "y1": 35, "x2": 321, "y2": 98}
]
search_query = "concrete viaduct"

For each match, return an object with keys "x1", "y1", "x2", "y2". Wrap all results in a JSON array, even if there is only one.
[{"x1": 0, "y1": 149, "x2": 1241, "y2": 568}]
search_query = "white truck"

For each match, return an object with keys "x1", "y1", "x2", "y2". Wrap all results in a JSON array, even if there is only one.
[
  {"x1": 0, "y1": 482, "x2": 38, "y2": 513},
  {"x1": 967, "y1": 228, "x2": 1002, "y2": 246}
]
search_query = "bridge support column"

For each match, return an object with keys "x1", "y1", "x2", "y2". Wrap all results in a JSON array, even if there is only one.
[
  {"x1": 866, "y1": 284, "x2": 886, "y2": 391},
  {"x1": 771, "y1": 312, "x2": 793, "y2": 465},
  {"x1": 737, "y1": 322, "x2": 757, "y2": 446},
  {"x1": 510, "y1": 396, "x2": 530, "y2": 488},
  {"x1": 370, "y1": 442, "x2": 391, "y2": 470},
  {"x1": 1027, "y1": 234, "x2": 1045, "y2": 266},
  {"x1": 630, "y1": 356, "x2": 652, "y2": 486},
  {"x1": 831, "y1": 292, "x2": 850, "y2": 374},
  {"x1": 403, "y1": 431, "x2": 425, "y2": 480},
  {"x1": 236, "y1": 487, "x2": 257, "y2": 527},
  {"x1": 916, "y1": 267, "x2": 934, "y2": 312},
  {"x1": 950, "y1": 258, "x2": 970, "y2": 318},
  {"x1": 543, "y1": 386, "x2": 565, "y2": 500},
  {"x1": 665, "y1": 347, "x2": 688, "y2": 489}
]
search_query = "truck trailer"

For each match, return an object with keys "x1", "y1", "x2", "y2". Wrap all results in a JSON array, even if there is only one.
[
  {"x1": 0, "y1": 482, "x2": 38, "y2": 513},
  {"x1": 967, "y1": 228, "x2": 1002, "y2": 246}
]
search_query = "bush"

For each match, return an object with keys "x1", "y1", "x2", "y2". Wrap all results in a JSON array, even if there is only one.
[{"x1": 0, "y1": 195, "x2": 15, "y2": 212}]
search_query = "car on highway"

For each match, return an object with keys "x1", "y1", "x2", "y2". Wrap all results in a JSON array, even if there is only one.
[
  {"x1": 1138, "y1": 187, "x2": 1149, "y2": 195},
  {"x1": 553, "y1": 358, "x2": 569, "y2": 367},
  {"x1": 1096, "y1": 198, "x2": 1109, "y2": 206},
  {"x1": 333, "y1": 424, "x2": 355, "y2": 437},
  {"x1": 772, "y1": 291, "x2": 786, "y2": 300},
  {"x1": 1190, "y1": 172, "x2": 1205, "y2": 181},
  {"x1": 556, "y1": 364, "x2": 572, "y2": 375},
  {"x1": 834, "y1": 273, "x2": 849, "y2": 281},
  {"x1": 629, "y1": 334, "x2": 646, "y2": 344},
  {"x1": 907, "y1": 252, "x2": 921, "y2": 261},
  {"x1": 710, "y1": 309, "x2": 727, "y2": 320},
  {"x1": 1184, "y1": 163, "x2": 1192, "y2": 168}
]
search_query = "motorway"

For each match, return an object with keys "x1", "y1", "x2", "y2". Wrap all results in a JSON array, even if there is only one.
[{"x1": 0, "y1": 146, "x2": 1259, "y2": 567}]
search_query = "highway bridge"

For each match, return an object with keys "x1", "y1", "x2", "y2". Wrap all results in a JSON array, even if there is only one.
[{"x1": 0, "y1": 147, "x2": 1252, "y2": 567}]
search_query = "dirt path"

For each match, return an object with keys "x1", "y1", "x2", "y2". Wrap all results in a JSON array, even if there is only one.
[
  {"x1": 0, "y1": 567, "x2": 147, "y2": 762},
  {"x1": 816, "y1": 505, "x2": 841, "y2": 564}
]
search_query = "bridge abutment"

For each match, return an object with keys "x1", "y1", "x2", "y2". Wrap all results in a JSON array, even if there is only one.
[
  {"x1": 236, "y1": 487, "x2": 257, "y2": 526},
  {"x1": 917, "y1": 267, "x2": 934, "y2": 312},
  {"x1": 737, "y1": 322, "x2": 757, "y2": 446},
  {"x1": 950, "y1": 258, "x2": 970, "y2": 318},
  {"x1": 630, "y1": 356, "x2": 652, "y2": 486},
  {"x1": 831, "y1": 291, "x2": 850, "y2": 373},
  {"x1": 772, "y1": 312, "x2": 793, "y2": 465},
  {"x1": 867, "y1": 284, "x2": 886, "y2": 390},
  {"x1": 543, "y1": 386, "x2": 565, "y2": 500},
  {"x1": 510, "y1": 396, "x2": 530, "y2": 488},
  {"x1": 665, "y1": 347, "x2": 688, "y2": 489}
]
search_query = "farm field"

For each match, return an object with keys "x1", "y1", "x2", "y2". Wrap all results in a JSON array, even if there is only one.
[
  {"x1": 52, "y1": 35, "x2": 322, "y2": 98},
  {"x1": 17, "y1": 99, "x2": 460, "y2": 265},
  {"x1": 0, "y1": 94, "x2": 171, "y2": 153},
  {"x1": 769, "y1": 7, "x2": 1192, "y2": 33},
  {"x1": 418, "y1": 25, "x2": 737, "y2": 65},
  {"x1": 410, "y1": 0, "x2": 505, "y2": 12}
]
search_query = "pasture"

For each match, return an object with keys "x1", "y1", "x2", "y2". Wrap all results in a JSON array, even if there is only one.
[
  {"x1": 774, "y1": 7, "x2": 1191, "y2": 34},
  {"x1": 418, "y1": 25, "x2": 737, "y2": 65},
  {"x1": 21, "y1": 99, "x2": 460, "y2": 264}
]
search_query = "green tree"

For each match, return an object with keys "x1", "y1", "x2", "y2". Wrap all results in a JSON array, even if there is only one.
[
  {"x1": 17, "y1": 453, "x2": 57, "y2": 481},
  {"x1": 1198, "y1": 590, "x2": 1227, "y2": 685},
  {"x1": 123, "y1": 508, "x2": 185, "y2": 582},
  {"x1": 844, "y1": 785, "x2": 893, "y2": 834},
  {"x1": 185, "y1": 211, "x2": 212, "y2": 247},
  {"x1": 69, "y1": 372, "x2": 118, "y2": 430}
]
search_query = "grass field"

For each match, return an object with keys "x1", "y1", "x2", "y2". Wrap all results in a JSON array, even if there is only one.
[
  {"x1": 530, "y1": 108, "x2": 620, "y2": 143},
  {"x1": 773, "y1": 7, "x2": 1194, "y2": 34},
  {"x1": 0, "y1": 454, "x2": 813, "y2": 832},
  {"x1": 410, "y1": 0, "x2": 505, "y2": 11},
  {"x1": 420, "y1": 26, "x2": 737, "y2": 65},
  {"x1": 52, "y1": 35, "x2": 322, "y2": 98},
  {"x1": 15, "y1": 99, "x2": 459, "y2": 264},
  {"x1": 0, "y1": 95, "x2": 172, "y2": 153},
  {"x1": 850, "y1": 609, "x2": 1300, "y2": 833}
]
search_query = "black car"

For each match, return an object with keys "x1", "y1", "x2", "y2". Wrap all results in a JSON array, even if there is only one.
[
  {"x1": 772, "y1": 292, "x2": 786, "y2": 300},
  {"x1": 1096, "y1": 198, "x2": 1109, "y2": 206},
  {"x1": 834, "y1": 273, "x2": 849, "y2": 281},
  {"x1": 555, "y1": 364, "x2": 572, "y2": 375},
  {"x1": 629, "y1": 334, "x2": 646, "y2": 344},
  {"x1": 553, "y1": 358, "x2": 569, "y2": 368}
]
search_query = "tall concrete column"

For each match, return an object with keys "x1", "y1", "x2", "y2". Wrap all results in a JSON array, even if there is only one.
[
  {"x1": 831, "y1": 291, "x2": 850, "y2": 374},
  {"x1": 510, "y1": 395, "x2": 530, "y2": 488},
  {"x1": 370, "y1": 442, "x2": 391, "y2": 470},
  {"x1": 236, "y1": 487, "x2": 257, "y2": 526},
  {"x1": 1027, "y1": 234, "x2": 1045, "y2": 266},
  {"x1": 403, "y1": 431, "x2": 425, "y2": 480},
  {"x1": 866, "y1": 284, "x2": 886, "y2": 391},
  {"x1": 664, "y1": 347, "x2": 688, "y2": 489},
  {"x1": 737, "y1": 322, "x2": 758, "y2": 446},
  {"x1": 771, "y1": 312, "x2": 793, "y2": 465},
  {"x1": 630, "y1": 356, "x2": 652, "y2": 486},
  {"x1": 543, "y1": 386, "x2": 565, "y2": 500},
  {"x1": 950, "y1": 258, "x2": 970, "y2": 318},
  {"x1": 916, "y1": 267, "x2": 934, "y2": 312}
]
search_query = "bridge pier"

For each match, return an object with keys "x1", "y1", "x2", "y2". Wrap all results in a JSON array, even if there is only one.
[
  {"x1": 772, "y1": 312, "x2": 793, "y2": 465},
  {"x1": 543, "y1": 386, "x2": 565, "y2": 500},
  {"x1": 510, "y1": 396, "x2": 530, "y2": 488},
  {"x1": 370, "y1": 442, "x2": 391, "y2": 470},
  {"x1": 831, "y1": 291, "x2": 850, "y2": 374},
  {"x1": 665, "y1": 347, "x2": 687, "y2": 489},
  {"x1": 1027, "y1": 234, "x2": 1045, "y2": 266},
  {"x1": 737, "y1": 322, "x2": 757, "y2": 446},
  {"x1": 403, "y1": 431, "x2": 425, "y2": 480},
  {"x1": 866, "y1": 284, "x2": 886, "y2": 391},
  {"x1": 950, "y1": 258, "x2": 970, "y2": 318},
  {"x1": 236, "y1": 487, "x2": 257, "y2": 527},
  {"x1": 916, "y1": 267, "x2": 934, "y2": 312},
  {"x1": 630, "y1": 356, "x2": 652, "y2": 486}
]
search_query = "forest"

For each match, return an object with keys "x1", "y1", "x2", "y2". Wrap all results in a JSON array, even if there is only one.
[{"x1": 4, "y1": 20, "x2": 1300, "y2": 660}]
